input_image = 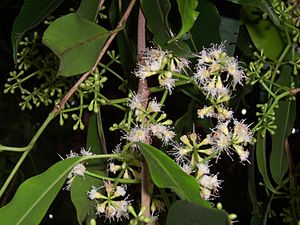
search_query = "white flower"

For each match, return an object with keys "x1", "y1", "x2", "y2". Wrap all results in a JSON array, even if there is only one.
[
  {"x1": 169, "y1": 145, "x2": 192, "y2": 163},
  {"x1": 128, "y1": 93, "x2": 144, "y2": 111},
  {"x1": 197, "y1": 105, "x2": 215, "y2": 119},
  {"x1": 208, "y1": 43, "x2": 226, "y2": 61},
  {"x1": 233, "y1": 144, "x2": 250, "y2": 162},
  {"x1": 216, "y1": 106, "x2": 233, "y2": 121},
  {"x1": 109, "y1": 163, "x2": 121, "y2": 174},
  {"x1": 201, "y1": 187, "x2": 212, "y2": 200},
  {"x1": 96, "y1": 202, "x2": 106, "y2": 215},
  {"x1": 199, "y1": 174, "x2": 221, "y2": 191},
  {"x1": 232, "y1": 120, "x2": 253, "y2": 144},
  {"x1": 80, "y1": 147, "x2": 94, "y2": 156},
  {"x1": 150, "y1": 124, "x2": 175, "y2": 144},
  {"x1": 160, "y1": 76, "x2": 176, "y2": 94},
  {"x1": 114, "y1": 200, "x2": 130, "y2": 220},
  {"x1": 68, "y1": 163, "x2": 86, "y2": 179},
  {"x1": 125, "y1": 126, "x2": 148, "y2": 142},
  {"x1": 65, "y1": 150, "x2": 79, "y2": 158},
  {"x1": 226, "y1": 59, "x2": 246, "y2": 88},
  {"x1": 114, "y1": 185, "x2": 127, "y2": 197},
  {"x1": 181, "y1": 163, "x2": 193, "y2": 174},
  {"x1": 148, "y1": 99, "x2": 161, "y2": 112},
  {"x1": 88, "y1": 186, "x2": 102, "y2": 200},
  {"x1": 209, "y1": 121, "x2": 232, "y2": 154},
  {"x1": 65, "y1": 163, "x2": 86, "y2": 190},
  {"x1": 197, "y1": 49, "x2": 213, "y2": 65},
  {"x1": 161, "y1": 129, "x2": 175, "y2": 144},
  {"x1": 193, "y1": 66, "x2": 211, "y2": 85},
  {"x1": 196, "y1": 163, "x2": 210, "y2": 177}
]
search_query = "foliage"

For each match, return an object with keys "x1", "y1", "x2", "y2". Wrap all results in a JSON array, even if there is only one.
[{"x1": 0, "y1": 0, "x2": 300, "y2": 225}]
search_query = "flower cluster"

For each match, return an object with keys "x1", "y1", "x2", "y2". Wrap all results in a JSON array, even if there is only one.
[
  {"x1": 88, "y1": 181, "x2": 130, "y2": 222},
  {"x1": 193, "y1": 43, "x2": 246, "y2": 96},
  {"x1": 125, "y1": 92, "x2": 175, "y2": 145},
  {"x1": 134, "y1": 47, "x2": 188, "y2": 93}
]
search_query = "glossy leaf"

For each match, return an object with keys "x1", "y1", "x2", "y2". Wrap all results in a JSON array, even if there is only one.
[
  {"x1": 0, "y1": 157, "x2": 84, "y2": 225},
  {"x1": 138, "y1": 143, "x2": 211, "y2": 207},
  {"x1": 166, "y1": 200, "x2": 229, "y2": 225},
  {"x1": 170, "y1": 0, "x2": 199, "y2": 42},
  {"x1": 190, "y1": 0, "x2": 221, "y2": 51},
  {"x1": 42, "y1": 13, "x2": 109, "y2": 76},
  {"x1": 220, "y1": 15, "x2": 240, "y2": 56},
  {"x1": 86, "y1": 113, "x2": 102, "y2": 155},
  {"x1": 256, "y1": 133, "x2": 280, "y2": 194},
  {"x1": 141, "y1": 0, "x2": 192, "y2": 57},
  {"x1": 77, "y1": 0, "x2": 99, "y2": 22},
  {"x1": 11, "y1": 0, "x2": 63, "y2": 60},
  {"x1": 270, "y1": 64, "x2": 295, "y2": 185},
  {"x1": 225, "y1": 0, "x2": 280, "y2": 27},
  {"x1": 71, "y1": 171, "x2": 102, "y2": 224},
  {"x1": 242, "y1": 7, "x2": 284, "y2": 60}
]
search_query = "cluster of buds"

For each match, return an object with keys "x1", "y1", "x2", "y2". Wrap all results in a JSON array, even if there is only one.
[{"x1": 134, "y1": 47, "x2": 188, "y2": 93}]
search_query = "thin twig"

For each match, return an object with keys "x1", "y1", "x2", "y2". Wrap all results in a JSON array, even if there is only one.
[{"x1": 53, "y1": 0, "x2": 138, "y2": 114}]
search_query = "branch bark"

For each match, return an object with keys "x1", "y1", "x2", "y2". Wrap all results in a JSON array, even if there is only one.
[{"x1": 136, "y1": 8, "x2": 153, "y2": 225}]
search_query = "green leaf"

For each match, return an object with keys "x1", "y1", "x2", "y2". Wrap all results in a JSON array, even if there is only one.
[
  {"x1": 86, "y1": 113, "x2": 102, "y2": 155},
  {"x1": 42, "y1": 13, "x2": 109, "y2": 76},
  {"x1": 141, "y1": 0, "x2": 192, "y2": 57},
  {"x1": 77, "y1": 0, "x2": 99, "y2": 22},
  {"x1": 166, "y1": 200, "x2": 229, "y2": 225},
  {"x1": 108, "y1": 0, "x2": 136, "y2": 77},
  {"x1": 170, "y1": 0, "x2": 199, "y2": 42},
  {"x1": 225, "y1": 0, "x2": 280, "y2": 27},
  {"x1": 270, "y1": 64, "x2": 295, "y2": 185},
  {"x1": 0, "y1": 157, "x2": 84, "y2": 225},
  {"x1": 71, "y1": 171, "x2": 102, "y2": 224},
  {"x1": 220, "y1": 15, "x2": 240, "y2": 56},
  {"x1": 189, "y1": 0, "x2": 221, "y2": 51},
  {"x1": 256, "y1": 133, "x2": 280, "y2": 194},
  {"x1": 270, "y1": 100, "x2": 294, "y2": 184},
  {"x1": 138, "y1": 143, "x2": 210, "y2": 207},
  {"x1": 242, "y1": 7, "x2": 284, "y2": 60},
  {"x1": 11, "y1": 0, "x2": 63, "y2": 61}
]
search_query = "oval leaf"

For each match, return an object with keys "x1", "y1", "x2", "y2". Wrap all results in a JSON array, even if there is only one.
[
  {"x1": 270, "y1": 64, "x2": 295, "y2": 185},
  {"x1": 42, "y1": 13, "x2": 109, "y2": 76},
  {"x1": 138, "y1": 143, "x2": 210, "y2": 207},
  {"x1": 242, "y1": 7, "x2": 284, "y2": 60},
  {"x1": 0, "y1": 157, "x2": 84, "y2": 225},
  {"x1": 141, "y1": 0, "x2": 192, "y2": 57},
  {"x1": 11, "y1": 0, "x2": 63, "y2": 60},
  {"x1": 170, "y1": 0, "x2": 199, "y2": 42},
  {"x1": 77, "y1": 0, "x2": 99, "y2": 22},
  {"x1": 190, "y1": 0, "x2": 221, "y2": 51},
  {"x1": 166, "y1": 200, "x2": 229, "y2": 225},
  {"x1": 225, "y1": 0, "x2": 280, "y2": 27},
  {"x1": 256, "y1": 133, "x2": 280, "y2": 194}
]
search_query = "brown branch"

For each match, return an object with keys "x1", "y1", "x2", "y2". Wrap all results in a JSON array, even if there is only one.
[
  {"x1": 53, "y1": 0, "x2": 138, "y2": 114},
  {"x1": 137, "y1": 8, "x2": 153, "y2": 225}
]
